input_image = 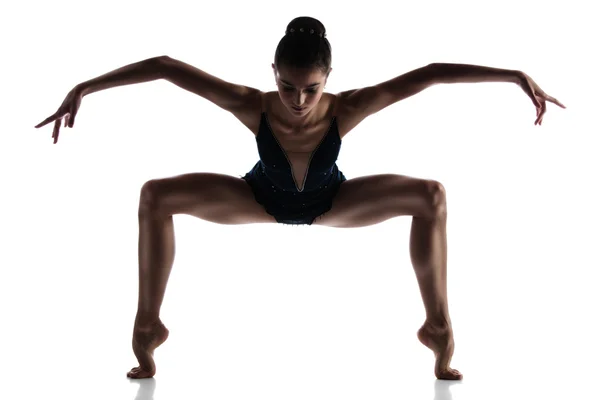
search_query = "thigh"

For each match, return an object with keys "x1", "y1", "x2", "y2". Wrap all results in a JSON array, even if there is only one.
[
  {"x1": 313, "y1": 174, "x2": 442, "y2": 228},
  {"x1": 139, "y1": 172, "x2": 278, "y2": 225}
]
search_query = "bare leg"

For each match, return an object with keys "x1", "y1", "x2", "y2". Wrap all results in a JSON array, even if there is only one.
[
  {"x1": 410, "y1": 201, "x2": 462, "y2": 380},
  {"x1": 127, "y1": 212, "x2": 173, "y2": 379},
  {"x1": 314, "y1": 175, "x2": 463, "y2": 379},
  {"x1": 126, "y1": 173, "x2": 277, "y2": 379}
]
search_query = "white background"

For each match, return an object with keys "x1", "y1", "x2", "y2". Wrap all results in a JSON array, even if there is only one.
[{"x1": 2, "y1": 0, "x2": 598, "y2": 399}]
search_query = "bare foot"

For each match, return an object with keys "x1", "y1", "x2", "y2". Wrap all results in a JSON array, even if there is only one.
[
  {"x1": 127, "y1": 319, "x2": 169, "y2": 379},
  {"x1": 417, "y1": 320, "x2": 463, "y2": 380}
]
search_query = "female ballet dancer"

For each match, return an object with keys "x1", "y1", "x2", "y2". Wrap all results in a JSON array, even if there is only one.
[{"x1": 35, "y1": 16, "x2": 565, "y2": 380}]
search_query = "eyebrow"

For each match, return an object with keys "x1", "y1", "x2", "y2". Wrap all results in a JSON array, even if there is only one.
[{"x1": 280, "y1": 79, "x2": 320, "y2": 88}]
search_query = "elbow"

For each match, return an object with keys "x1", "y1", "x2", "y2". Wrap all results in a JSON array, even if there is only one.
[
  {"x1": 424, "y1": 63, "x2": 442, "y2": 85},
  {"x1": 426, "y1": 62, "x2": 441, "y2": 71},
  {"x1": 152, "y1": 55, "x2": 172, "y2": 78},
  {"x1": 154, "y1": 55, "x2": 171, "y2": 67}
]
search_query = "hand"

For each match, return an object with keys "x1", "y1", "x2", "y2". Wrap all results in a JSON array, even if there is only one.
[
  {"x1": 517, "y1": 71, "x2": 566, "y2": 125},
  {"x1": 35, "y1": 85, "x2": 83, "y2": 144}
]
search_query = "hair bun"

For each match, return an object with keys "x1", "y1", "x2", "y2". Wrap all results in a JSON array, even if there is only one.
[
  {"x1": 285, "y1": 16, "x2": 327, "y2": 38},
  {"x1": 275, "y1": 16, "x2": 332, "y2": 74}
]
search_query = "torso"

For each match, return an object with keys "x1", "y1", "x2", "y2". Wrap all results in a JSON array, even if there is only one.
[{"x1": 231, "y1": 90, "x2": 364, "y2": 192}]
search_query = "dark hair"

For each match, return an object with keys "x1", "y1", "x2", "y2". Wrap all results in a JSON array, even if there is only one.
[{"x1": 274, "y1": 16, "x2": 332, "y2": 75}]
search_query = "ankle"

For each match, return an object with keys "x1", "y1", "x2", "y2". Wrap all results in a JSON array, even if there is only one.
[
  {"x1": 135, "y1": 312, "x2": 161, "y2": 328},
  {"x1": 425, "y1": 316, "x2": 451, "y2": 329}
]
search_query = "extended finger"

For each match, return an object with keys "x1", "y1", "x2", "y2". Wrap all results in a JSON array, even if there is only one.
[
  {"x1": 69, "y1": 105, "x2": 76, "y2": 127},
  {"x1": 527, "y1": 83, "x2": 542, "y2": 108},
  {"x1": 536, "y1": 102, "x2": 546, "y2": 125},
  {"x1": 548, "y1": 95, "x2": 566, "y2": 108},
  {"x1": 35, "y1": 114, "x2": 58, "y2": 129},
  {"x1": 53, "y1": 119, "x2": 60, "y2": 143}
]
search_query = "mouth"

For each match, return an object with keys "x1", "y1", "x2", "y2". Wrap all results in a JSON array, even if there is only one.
[{"x1": 292, "y1": 106, "x2": 305, "y2": 112}]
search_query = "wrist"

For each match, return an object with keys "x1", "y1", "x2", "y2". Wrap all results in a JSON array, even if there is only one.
[
  {"x1": 75, "y1": 83, "x2": 87, "y2": 97},
  {"x1": 512, "y1": 70, "x2": 525, "y2": 85}
]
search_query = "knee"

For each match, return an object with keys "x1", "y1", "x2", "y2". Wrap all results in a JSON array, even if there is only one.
[
  {"x1": 138, "y1": 180, "x2": 163, "y2": 216},
  {"x1": 425, "y1": 180, "x2": 447, "y2": 218}
]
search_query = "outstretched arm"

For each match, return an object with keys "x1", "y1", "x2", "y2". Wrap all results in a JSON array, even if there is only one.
[
  {"x1": 350, "y1": 63, "x2": 566, "y2": 127},
  {"x1": 35, "y1": 56, "x2": 166, "y2": 143},
  {"x1": 35, "y1": 55, "x2": 255, "y2": 143},
  {"x1": 428, "y1": 62, "x2": 520, "y2": 85},
  {"x1": 77, "y1": 56, "x2": 166, "y2": 97},
  {"x1": 428, "y1": 63, "x2": 566, "y2": 125}
]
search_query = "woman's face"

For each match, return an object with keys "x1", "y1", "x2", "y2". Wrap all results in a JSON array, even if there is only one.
[{"x1": 272, "y1": 63, "x2": 330, "y2": 117}]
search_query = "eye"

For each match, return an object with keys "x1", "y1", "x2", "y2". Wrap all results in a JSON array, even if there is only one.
[{"x1": 283, "y1": 87, "x2": 317, "y2": 93}]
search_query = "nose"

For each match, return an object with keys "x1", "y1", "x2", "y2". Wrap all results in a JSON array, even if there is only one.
[{"x1": 294, "y1": 93, "x2": 306, "y2": 106}]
